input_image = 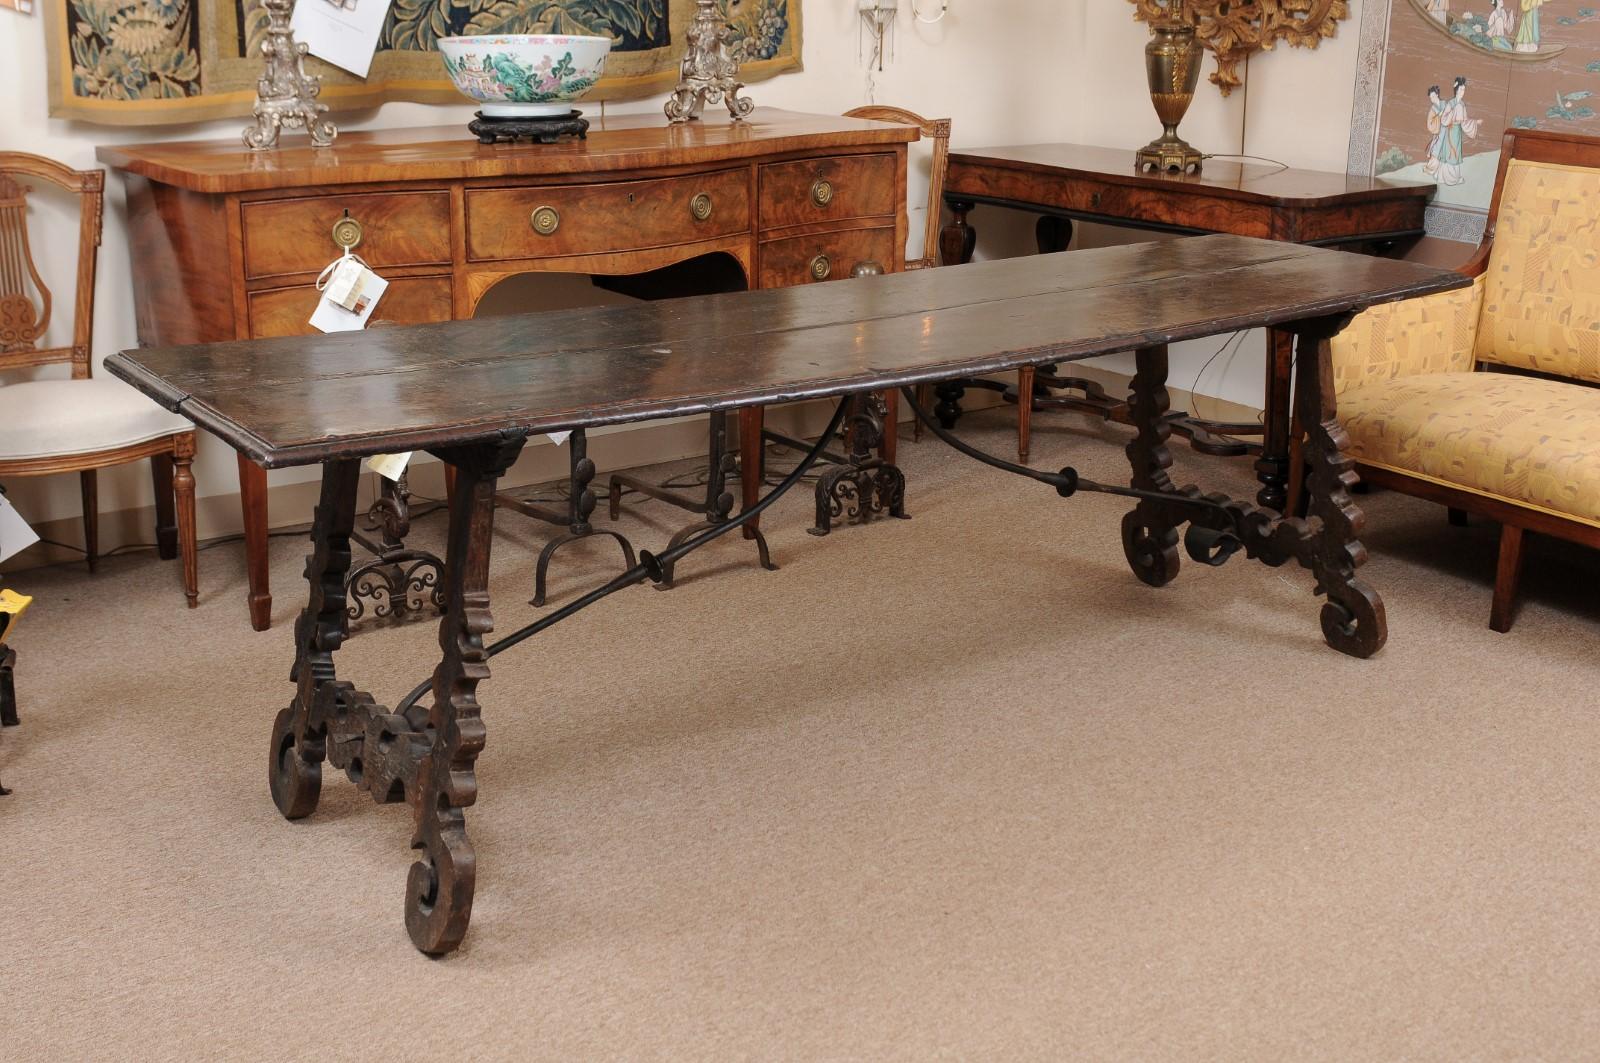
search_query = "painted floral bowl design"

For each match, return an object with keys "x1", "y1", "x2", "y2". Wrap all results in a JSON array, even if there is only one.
[{"x1": 438, "y1": 35, "x2": 612, "y2": 118}]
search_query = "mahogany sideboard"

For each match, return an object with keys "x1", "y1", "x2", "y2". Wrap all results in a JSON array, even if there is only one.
[
  {"x1": 98, "y1": 109, "x2": 916, "y2": 630},
  {"x1": 938, "y1": 143, "x2": 1435, "y2": 509}
]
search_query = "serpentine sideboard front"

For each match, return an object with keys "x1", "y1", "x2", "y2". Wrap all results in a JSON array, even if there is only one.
[{"x1": 98, "y1": 110, "x2": 916, "y2": 630}]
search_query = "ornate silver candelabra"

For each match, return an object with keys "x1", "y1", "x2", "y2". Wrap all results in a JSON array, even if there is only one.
[
  {"x1": 664, "y1": 0, "x2": 755, "y2": 124},
  {"x1": 241, "y1": 0, "x2": 338, "y2": 151}
]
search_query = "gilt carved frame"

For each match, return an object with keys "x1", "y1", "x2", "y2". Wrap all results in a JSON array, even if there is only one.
[{"x1": 1129, "y1": 0, "x2": 1352, "y2": 96}]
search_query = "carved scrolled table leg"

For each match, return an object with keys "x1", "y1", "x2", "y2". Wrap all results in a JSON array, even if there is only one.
[
  {"x1": 404, "y1": 436, "x2": 525, "y2": 954},
  {"x1": 1121, "y1": 345, "x2": 1182, "y2": 587},
  {"x1": 1286, "y1": 320, "x2": 1386, "y2": 658},
  {"x1": 270, "y1": 458, "x2": 362, "y2": 821}
]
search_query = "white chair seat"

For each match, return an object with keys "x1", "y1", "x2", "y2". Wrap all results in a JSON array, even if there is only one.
[{"x1": 0, "y1": 378, "x2": 192, "y2": 461}]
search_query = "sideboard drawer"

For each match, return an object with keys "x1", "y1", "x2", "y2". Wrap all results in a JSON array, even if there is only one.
[
  {"x1": 758, "y1": 226, "x2": 897, "y2": 288},
  {"x1": 241, "y1": 192, "x2": 452, "y2": 280},
  {"x1": 758, "y1": 154, "x2": 898, "y2": 231},
  {"x1": 247, "y1": 276, "x2": 454, "y2": 338},
  {"x1": 466, "y1": 170, "x2": 750, "y2": 262}
]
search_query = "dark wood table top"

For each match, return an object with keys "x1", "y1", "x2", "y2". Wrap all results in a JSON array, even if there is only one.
[
  {"x1": 948, "y1": 143, "x2": 1433, "y2": 208},
  {"x1": 106, "y1": 234, "x2": 1466, "y2": 468},
  {"x1": 95, "y1": 109, "x2": 919, "y2": 194}
]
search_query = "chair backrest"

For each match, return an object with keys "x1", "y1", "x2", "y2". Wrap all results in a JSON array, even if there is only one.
[
  {"x1": 843, "y1": 106, "x2": 952, "y2": 271},
  {"x1": 1468, "y1": 129, "x2": 1600, "y2": 383},
  {"x1": 0, "y1": 153, "x2": 104, "y2": 380}
]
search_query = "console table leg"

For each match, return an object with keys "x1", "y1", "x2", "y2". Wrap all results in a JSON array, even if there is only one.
[
  {"x1": 1036, "y1": 215, "x2": 1072, "y2": 255},
  {"x1": 1120, "y1": 345, "x2": 1182, "y2": 587},
  {"x1": 238, "y1": 454, "x2": 273, "y2": 631},
  {"x1": 940, "y1": 197, "x2": 977, "y2": 266}
]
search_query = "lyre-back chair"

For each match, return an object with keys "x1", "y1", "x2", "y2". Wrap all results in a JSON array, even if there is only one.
[
  {"x1": 0, "y1": 152, "x2": 199, "y2": 606},
  {"x1": 841, "y1": 106, "x2": 954, "y2": 439}
]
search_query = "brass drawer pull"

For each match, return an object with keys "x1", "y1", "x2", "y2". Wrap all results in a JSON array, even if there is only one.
[
  {"x1": 330, "y1": 211, "x2": 363, "y2": 251},
  {"x1": 530, "y1": 206, "x2": 561, "y2": 236},
  {"x1": 690, "y1": 192, "x2": 714, "y2": 221},
  {"x1": 810, "y1": 179, "x2": 835, "y2": 207},
  {"x1": 808, "y1": 253, "x2": 832, "y2": 282}
]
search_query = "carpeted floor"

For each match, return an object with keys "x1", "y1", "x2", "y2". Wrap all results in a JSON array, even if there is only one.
[{"x1": 3, "y1": 408, "x2": 1598, "y2": 1061}]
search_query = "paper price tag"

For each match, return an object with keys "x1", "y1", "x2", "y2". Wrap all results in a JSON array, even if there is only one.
[
  {"x1": 0, "y1": 589, "x2": 32, "y2": 644},
  {"x1": 366, "y1": 452, "x2": 412, "y2": 481},
  {"x1": 547, "y1": 431, "x2": 572, "y2": 446},
  {"x1": 0, "y1": 494, "x2": 39, "y2": 565},
  {"x1": 311, "y1": 256, "x2": 388, "y2": 334}
]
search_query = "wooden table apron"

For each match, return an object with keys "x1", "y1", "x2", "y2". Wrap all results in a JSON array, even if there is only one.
[
  {"x1": 98, "y1": 110, "x2": 917, "y2": 631},
  {"x1": 938, "y1": 143, "x2": 1435, "y2": 509},
  {"x1": 105, "y1": 236, "x2": 1466, "y2": 955}
]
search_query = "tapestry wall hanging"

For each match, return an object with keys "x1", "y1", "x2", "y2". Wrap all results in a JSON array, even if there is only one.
[
  {"x1": 44, "y1": 0, "x2": 800, "y2": 125},
  {"x1": 1349, "y1": 0, "x2": 1600, "y2": 241}
]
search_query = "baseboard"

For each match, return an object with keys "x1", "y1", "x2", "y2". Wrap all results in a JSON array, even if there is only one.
[{"x1": 1, "y1": 368, "x2": 1259, "y2": 573}]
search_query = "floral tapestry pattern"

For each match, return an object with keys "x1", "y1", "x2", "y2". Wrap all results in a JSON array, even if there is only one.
[{"x1": 46, "y1": 0, "x2": 800, "y2": 124}]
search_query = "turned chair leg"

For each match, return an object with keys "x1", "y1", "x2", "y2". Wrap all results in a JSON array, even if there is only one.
[
  {"x1": 1017, "y1": 364, "x2": 1035, "y2": 463},
  {"x1": 174, "y1": 444, "x2": 199, "y2": 608},
  {"x1": 151, "y1": 453, "x2": 178, "y2": 560},
  {"x1": 80, "y1": 469, "x2": 98, "y2": 573},
  {"x1": 1490, "y1": 523, "x2": 1525, "y2": 634},
  {"x1": 911, "y1": 383, "x2": 932, "y2": 442}
]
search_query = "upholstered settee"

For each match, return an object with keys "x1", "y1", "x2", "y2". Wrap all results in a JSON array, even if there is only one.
[{"x1": 1328, "y1": 128, "x2": 1600, "y2": 632}]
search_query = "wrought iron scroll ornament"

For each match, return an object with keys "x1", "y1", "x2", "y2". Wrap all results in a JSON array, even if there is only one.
[{"x1": 1128, "y1": 0, "x2": 1351, "y2": 96}]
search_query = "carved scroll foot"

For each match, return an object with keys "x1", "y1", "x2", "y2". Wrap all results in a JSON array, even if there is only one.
[
  {"x1": 1121, "y1": 510, "x2": 1181, "y2": 588},
  {"x1": 269, "y1": 703, "x2": 322, "y2": 820}
]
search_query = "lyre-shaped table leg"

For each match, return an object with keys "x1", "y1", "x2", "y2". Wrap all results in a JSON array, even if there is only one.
[
  {"x1": 405, "y1": 435, "x2": 525, "y2": 955},
  {"x1": 270, "y1": 459, "x2": 362, "y2": 820},
  {"x1": 1289, "y1": 322, "x2": 1386, "y2": 658}
]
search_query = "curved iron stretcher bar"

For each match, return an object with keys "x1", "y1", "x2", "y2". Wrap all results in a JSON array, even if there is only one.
[
  {"x1": 895, "y1": 385, "x2": 1235, "y2": 513},
  {"x1": 394, "y1": 396, "x2": 853, "y2": 716}
]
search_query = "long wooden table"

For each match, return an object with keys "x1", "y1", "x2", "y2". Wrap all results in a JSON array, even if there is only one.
[{"x1": 106, "y1": 235, "x2": 1465, "y2": 955}]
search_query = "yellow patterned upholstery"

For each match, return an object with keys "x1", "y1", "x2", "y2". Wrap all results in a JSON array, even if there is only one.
[
  {"x1": 1338, "y1": 371, "x2": 1600, "y2": 527},
  {"x1": 1476, "y1": 159, "x2": 1600, "y2": 383},
  {"x1": 1330, "y1": 275, "x2": 1485, "y2": 396}
]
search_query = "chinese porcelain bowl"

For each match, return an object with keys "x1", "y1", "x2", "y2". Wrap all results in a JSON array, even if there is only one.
[{"x1": 438, "y1": 34, "x2": 612, "y2": 118}]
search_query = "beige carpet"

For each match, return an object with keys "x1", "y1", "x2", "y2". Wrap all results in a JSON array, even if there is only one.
[{"x1": 3, "y1": 409, "x2": 1598, "y2": 1061}]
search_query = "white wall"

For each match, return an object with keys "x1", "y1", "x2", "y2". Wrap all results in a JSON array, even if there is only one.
[{"x1": 0, "y1": 0, "x2": 1370, "y2": 545}]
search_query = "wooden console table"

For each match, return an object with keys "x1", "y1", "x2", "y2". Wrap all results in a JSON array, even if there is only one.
[
  {"x1": 939, "y1": 143, "x2": 1434, "y2": 510},
  {"x1": 98, "y1": 110, "x2": 915, "y2": 630},
  {"x1": 108, "y1": 235, "x2": 1464, "y2": 954}
]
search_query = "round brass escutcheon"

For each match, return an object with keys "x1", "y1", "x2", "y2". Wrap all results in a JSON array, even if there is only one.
[
  {"x1": 810, "y1": 179, "x2": 835, "y2": 207},
  {"x1": 808, "y1": 253, "x2": 832, "y2": 282},
  {"x1": 330, "y1": 215, "x2": 363, "y2": 251},
  {"x1": 690, "y1": 193, "x2": 714, "y2": 221},
  {"x1": 530, "y1": 206, "x2": 561, "y2": 236}
]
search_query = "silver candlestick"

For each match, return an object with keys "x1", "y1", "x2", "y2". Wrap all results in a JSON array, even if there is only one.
[
  {"x1": 241, "y1": 0, "x2": 338, "y2": 151},
  {"x1": 664, "y1": 0, "x2": 754, "y2": 124}
]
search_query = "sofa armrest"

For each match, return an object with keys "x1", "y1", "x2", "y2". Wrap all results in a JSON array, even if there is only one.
[{"x1": 1331, "y1": 274, "x2": 1485, "y2": 396}]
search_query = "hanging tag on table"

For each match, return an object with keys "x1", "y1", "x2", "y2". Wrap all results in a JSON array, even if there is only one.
[
  {"x1": 366, "y1": 452, "x2": 412, "y2": 481},
  {"x1": 0, "y1": 589, "x2": 32, "y2": 644},
  {"x1": 0, "y1": 494, "x2": 40, "y2": 566},
  {"x1": 310, "y1": 253, "x2": 388, "y2": 334}
]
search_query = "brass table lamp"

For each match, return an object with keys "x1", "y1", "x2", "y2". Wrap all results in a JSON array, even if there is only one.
[{"x1": 1135, "y1": 22, "x2": 1204, "y2": 174}]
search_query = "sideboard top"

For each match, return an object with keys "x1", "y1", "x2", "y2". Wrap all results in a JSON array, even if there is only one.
[{"x1": 96, "y1": 109, "x2": 920, "y2": 195}]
